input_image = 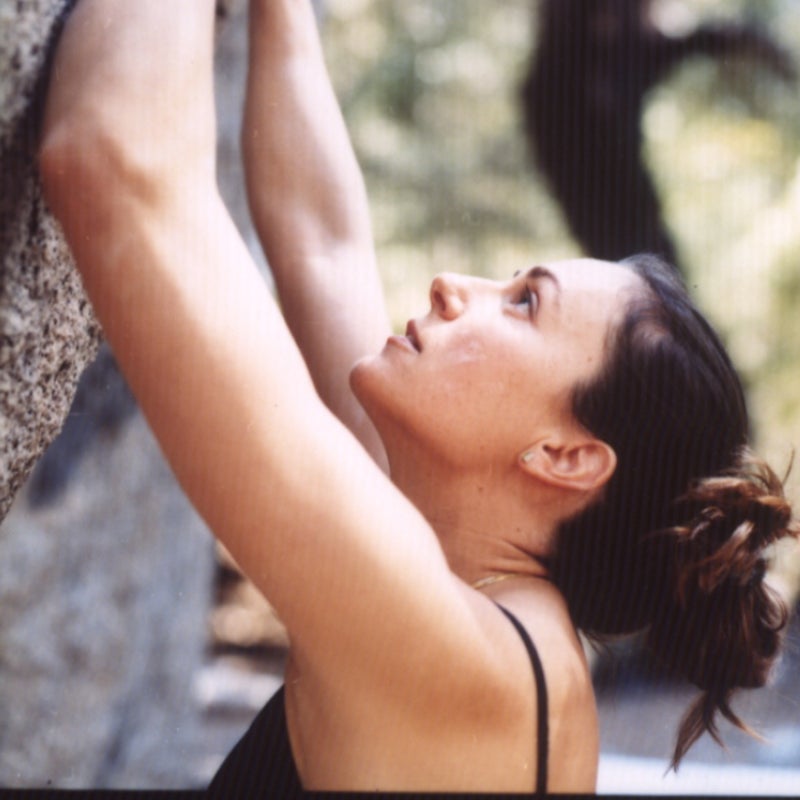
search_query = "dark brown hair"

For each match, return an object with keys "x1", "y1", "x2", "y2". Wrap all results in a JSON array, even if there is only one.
[{"x1": 551, "y1": 253, "x2": 798, "y2": 768}]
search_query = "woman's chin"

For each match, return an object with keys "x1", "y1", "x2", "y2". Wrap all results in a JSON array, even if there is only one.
[
  {"x1": 349, "y1": 356, "x2": 384, "y2": 418},
  {"x1": 350, "y1": 356, "x2": 408, "y2": 440},
  {"x1": 348, "y1": 354, "x2": 373, "y2": 397}
]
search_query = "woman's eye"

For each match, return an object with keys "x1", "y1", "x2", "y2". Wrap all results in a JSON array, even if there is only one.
[{"x1": 517, "y1": 285, "x2": 538, "y2": 316}]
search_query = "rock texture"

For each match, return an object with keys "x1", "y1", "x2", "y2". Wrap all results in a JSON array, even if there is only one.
[
  {"x1": 0, "y1": 0, "x2": 101, "y2": 520},
  {"x1": 0, "y1": 414, "x2": 215, "y2": 788},
  {"x1": 0, "y1": 0, "x2": 257, "y2": 788}
]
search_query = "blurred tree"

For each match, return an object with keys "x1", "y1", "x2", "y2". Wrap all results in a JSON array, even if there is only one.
[{"x1": 520, "y1": 0, "x2": 795, "y2": 271}]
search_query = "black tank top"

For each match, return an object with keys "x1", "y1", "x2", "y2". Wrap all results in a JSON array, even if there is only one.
[{"x1": 207, "y1": 604, "x2": 549, "y2": 797}]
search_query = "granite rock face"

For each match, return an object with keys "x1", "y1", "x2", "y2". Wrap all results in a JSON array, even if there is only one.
[
  {"x1": 0, "y1": 0, "x2": 256, "y2": 788},
  {"x1": 0, "y1": 0, "x2": 101, "y2": 521},
  {"x1": 0, "y1": 414, "x2": 215, "y2": 788}
]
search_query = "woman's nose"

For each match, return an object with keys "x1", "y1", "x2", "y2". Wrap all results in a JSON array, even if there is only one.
[{"x1": 429, "y1": 273, "x2": 467, "y2": 320}]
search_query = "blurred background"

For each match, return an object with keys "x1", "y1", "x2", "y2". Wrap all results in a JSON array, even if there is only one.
[{"x1": 2, "y1": 0, "x2": 800, "y2": 792}]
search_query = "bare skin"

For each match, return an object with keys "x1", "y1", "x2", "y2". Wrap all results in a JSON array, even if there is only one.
[{"x1": 40, "y1": 0, "x2": 642, "y2": 792}]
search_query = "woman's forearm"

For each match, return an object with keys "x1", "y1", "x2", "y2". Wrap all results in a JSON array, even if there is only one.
[
  {"x1": 243, "y1": 0, "x2": 390, "y2": 466},
  {"x1": 244, "y1": 0, "x2": 374, "y2": 260}
]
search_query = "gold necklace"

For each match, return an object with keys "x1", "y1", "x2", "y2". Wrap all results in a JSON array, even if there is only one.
[
  {"x1": 471, "y1": 573, "x2": 517, "y2": 591},
  {"x1": 471, "y1": 572, "x2": 550, "y2": 591}
]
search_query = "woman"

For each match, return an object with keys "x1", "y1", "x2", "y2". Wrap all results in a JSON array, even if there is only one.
[{"x1": 39, "y1": 0, "x2": 796, "y2": 794}]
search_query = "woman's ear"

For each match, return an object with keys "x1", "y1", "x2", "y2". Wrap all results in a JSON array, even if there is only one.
[{"x1": 519, "y1": 436, "x2": 617, "y2": 494}]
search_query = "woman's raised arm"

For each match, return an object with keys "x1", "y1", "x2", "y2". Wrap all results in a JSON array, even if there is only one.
[
  {"x1": 243, "y1": 0, "x2": 390, "y2": 468},
  {"x1": 38, "y1": 1, "x2": 501, "y2": 741}
]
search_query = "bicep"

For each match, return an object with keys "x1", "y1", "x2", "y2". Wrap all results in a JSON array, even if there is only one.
[{"x1": 110, "y1": 206, "x2": 472, "y2": 687}]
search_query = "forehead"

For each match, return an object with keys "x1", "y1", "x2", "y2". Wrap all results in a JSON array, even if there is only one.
[
  {"x1": 538, "y1": 258, "x2": 642, "y2": 353},
  {"x1": 544, "y1": 257, "x2": 639, "y2": 295},
  {"x1": 544, "y1": 258, "x2": 641, "y2": 320}
]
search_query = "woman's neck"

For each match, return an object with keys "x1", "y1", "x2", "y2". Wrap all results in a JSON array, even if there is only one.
[{"x1": 387, "y1": 450, "x2": 558, "y2": 587}]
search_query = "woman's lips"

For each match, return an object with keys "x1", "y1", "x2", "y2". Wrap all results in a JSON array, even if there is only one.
[
  {"x1": 386, "y1": 320, "x2": 422, "y2": 353},
  {"x1": 405, "y1": 320, "x2": 422, "y2": 351},
  {"x1": 387, "y1": 334, "x2": 418, "y2": 353}
]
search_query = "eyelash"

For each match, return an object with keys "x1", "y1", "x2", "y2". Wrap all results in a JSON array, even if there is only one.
[{"x1": 518, "y1": 284, "x2": 539, "y2": 317}]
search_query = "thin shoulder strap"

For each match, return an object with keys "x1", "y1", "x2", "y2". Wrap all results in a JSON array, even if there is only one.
[{"x1": 496, "y1": 604, "x2": 549, "y2": 796}]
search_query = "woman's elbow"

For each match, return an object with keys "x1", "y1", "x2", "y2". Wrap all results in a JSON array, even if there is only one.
[
  {"x1": 39, "y1": 111, "x2": 144, "y2": 223},
  {"x1": 39, "y1": 105, "x2": 205, "y2": 226}
]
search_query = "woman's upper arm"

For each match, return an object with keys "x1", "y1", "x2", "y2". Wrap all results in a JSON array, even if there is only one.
[
  {"x1": 42, "y1": 146, "x2": 483, "y2": 698},
  {"x1": 154, "y1": 230, "x2": 485, "y2": 690}
]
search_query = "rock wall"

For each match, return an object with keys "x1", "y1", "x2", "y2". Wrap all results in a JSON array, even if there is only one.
[
  {"x1": 0, "y1": 415, "x2": 215, "y2": 788},
  {"x1": 0, "y1": 0, "x2": 259, "y2": 788},
  {"x1": 0, "y1": 0, "x2": 100, "y2": 520}
]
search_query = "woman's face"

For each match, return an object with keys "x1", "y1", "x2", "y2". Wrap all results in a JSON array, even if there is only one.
[{"x1": 351, "y1": 258, "x2": 642, "y2": 468}]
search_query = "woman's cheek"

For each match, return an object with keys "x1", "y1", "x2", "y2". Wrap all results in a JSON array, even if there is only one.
[{"x1": 442, "y1": 335, "x2": 488, "y2": 370}]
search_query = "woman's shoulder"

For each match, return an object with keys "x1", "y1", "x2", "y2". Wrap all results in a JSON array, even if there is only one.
[
  {"x1": 286, "y1": 582, "x2": 595, "y2": 791},
  {"x1": 503, "y1": 580, "x2": 596, "y2": 720},
  {"x1": 493, "y1": 583, "x2": 599, "y2": 792}
]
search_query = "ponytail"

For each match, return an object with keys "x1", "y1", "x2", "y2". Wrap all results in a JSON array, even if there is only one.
[{"x1": 647, "y1": 449, "x2": 797, "y2": 767}]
